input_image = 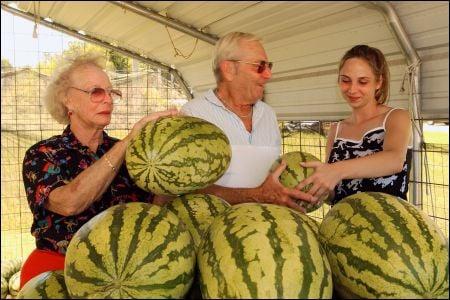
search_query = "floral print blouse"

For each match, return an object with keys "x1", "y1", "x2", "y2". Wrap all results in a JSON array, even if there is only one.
[{"x1": 22, "y1": 125, "x2": 152, "y2": 254}]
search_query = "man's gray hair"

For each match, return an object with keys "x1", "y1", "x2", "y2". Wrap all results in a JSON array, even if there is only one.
[{"x1": 212, "y1": 32, "x2": 261, "y2": 83}]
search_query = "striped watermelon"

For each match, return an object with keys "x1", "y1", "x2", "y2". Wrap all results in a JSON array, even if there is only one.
[
  {"x1": 8, "y1": 271, "x2": 20, "y2": 297},
  {"x1": 165, "y1": 193, "x2": 231, "y2": 252},
  {"x1": 1, "y1": 258, "x2": 22, "y2": 282},
  {"x1": 197, "y1": 203, "x2": 333, "y2": 298},
  {"x1": 319, "y1": 192, "x2": 449, "y2": 299},
  {"x1": 126, "y1": 116, "x2": 231, "y2": 195},
  {"x1": 16, "y1": 270, "x2": 69, "y2": 299},
  {"x1": 166, "y1": 193, "x2": 230, "y2": 300},
  {"x1": 1, "y1": 276, "x2": 8, "y2": 299},
  {"x1": 64, "y1": 202, "x2": 196, "y2": 298},
  {"x1": 273, "y1": 151, "x2": 329, "y2": 212},
  {"x1": 292, "y1": 211, "x2": 321, "y2": 237}
]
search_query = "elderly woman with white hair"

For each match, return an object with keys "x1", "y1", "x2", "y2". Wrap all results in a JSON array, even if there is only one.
[{"x1": 20, "y1": 53, "x2": 177, "y2": 287}]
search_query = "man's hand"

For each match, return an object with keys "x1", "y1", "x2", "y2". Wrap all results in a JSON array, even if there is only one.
[{"x1": 256, "y1": 160, "x2": 317, "y2": 213}]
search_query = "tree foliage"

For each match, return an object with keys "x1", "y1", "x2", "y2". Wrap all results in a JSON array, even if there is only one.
[
  {"x1": 1, "y1": 58, "x2": 12, "y2": 70},
  {"x1": 36, "y1": 41, "x2": 131, "y2": 75}
]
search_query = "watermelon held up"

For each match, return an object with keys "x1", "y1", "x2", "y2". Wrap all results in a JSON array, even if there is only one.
[
  {"x1": 64, "y1": 202, "x2": 196, "y2": 299},
  {"x1": 16, "y1": 270, "x2": 69, "y2": 299},
  {"x1": 319, "y1": 192, "x2": 449, "y2": 299},
  {"x1": 197, "y1": 203, "x2": 333, "y2": 299},
  {"x1": 272, "y1": 151, "x2": 329, "y2": 212},
  {"x1": 126, "y1": 116, "x2": 232, "y2": 196}
]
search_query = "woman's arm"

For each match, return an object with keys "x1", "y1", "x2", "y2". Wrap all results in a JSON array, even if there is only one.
[
  {"x1": 46, "y1": 109, "x2": 178, "y2": 216},
  {"x1": 299, "y1": 109, "x2": 411, "y2": 199}
]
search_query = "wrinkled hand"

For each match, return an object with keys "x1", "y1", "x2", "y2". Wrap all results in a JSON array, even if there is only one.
[
  {"x1": 296, "y1": 161, "x2": 340, "y2": 201},
  {"x1": 125, "y1": 108, "x2": 179, "y2": 143},
  {"x1": 257, "y1": 160, "x2": 317, "y2": 213}
]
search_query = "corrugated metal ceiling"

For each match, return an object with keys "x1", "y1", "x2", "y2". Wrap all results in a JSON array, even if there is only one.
[{"x1": 3, "y1": 1, "x2": 448, "y2": 120}]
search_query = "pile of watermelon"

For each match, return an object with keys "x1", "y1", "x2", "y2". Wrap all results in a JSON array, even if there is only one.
[{"x1": 12, "y1": 115, "x2": 449, "y2": 298}]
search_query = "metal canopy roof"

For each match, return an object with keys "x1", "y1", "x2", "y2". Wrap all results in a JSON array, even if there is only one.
[{"x1": 2, "y1": 1, "x2": 448, "y2": 120}]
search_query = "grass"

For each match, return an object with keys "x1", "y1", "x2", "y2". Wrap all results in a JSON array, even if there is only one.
[{"x1": 1, "y1": 125, "x2": 448, "y2": 261}]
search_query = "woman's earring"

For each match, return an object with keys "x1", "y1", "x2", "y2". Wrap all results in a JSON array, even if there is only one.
[{"x1": 68, "y1": 110, "x2": 73, "y2": 117}]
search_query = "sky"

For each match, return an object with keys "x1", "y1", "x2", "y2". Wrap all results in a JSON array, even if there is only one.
[{"x1": 1, "y1": 9, "x2": 77, "y2": 67}]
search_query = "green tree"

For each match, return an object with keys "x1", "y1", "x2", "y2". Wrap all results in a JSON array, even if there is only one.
[
  {"x1": 1, "y1": 58, "x2": 12, "y2": 70},
  {"x1": 36, "y1": 41, "x2": 131, "y2": 74},
  {"x1": 107, "y1": 50, "x2": 130, "y2": 73}
]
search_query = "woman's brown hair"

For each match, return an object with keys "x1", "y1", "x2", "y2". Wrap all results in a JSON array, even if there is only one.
[{"x1": 339, "y1": 45, "x2": 390, "y2": 104}]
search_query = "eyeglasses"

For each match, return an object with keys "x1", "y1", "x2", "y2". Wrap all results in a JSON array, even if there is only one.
[
  {"x1": 228, "y1": 60, "x2": 273, "y2": 73},
  {"x1": 69, "y1": 86, "x2": 122, "y2": 103}
]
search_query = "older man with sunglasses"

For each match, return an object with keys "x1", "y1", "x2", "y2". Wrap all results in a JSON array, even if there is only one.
[
  {"x1": 180, "y1": 32, "x2": 316, "y2": 212},
  {"x1": 20, "y1": 53, "x2": 177, "y2": 288}
]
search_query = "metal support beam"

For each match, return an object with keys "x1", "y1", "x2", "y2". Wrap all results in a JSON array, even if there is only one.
[
  {"x1": 370, "y1": 1, "x2": 422, "y2": 206},
  {"x1": 0, "y1": 2, "x2": 193, "y2": 99},
  {"x1": 110, "y1": 1, "x2": 219, "y2": 45}
]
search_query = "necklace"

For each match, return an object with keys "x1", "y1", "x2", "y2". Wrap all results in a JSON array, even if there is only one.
[{"x1": 214, "y1": 89, "x2": 253, "y2": 118}]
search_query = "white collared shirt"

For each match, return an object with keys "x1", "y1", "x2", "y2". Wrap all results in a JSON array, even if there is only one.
[
  {"x1": 181, "y1": 89, "x2": 281, "y2": 188},
  {"x1": 181, "y1": 89, "x2": 281, "y2": 147}
]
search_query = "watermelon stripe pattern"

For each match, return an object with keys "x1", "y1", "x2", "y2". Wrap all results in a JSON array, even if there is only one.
[
  {"x1": 64, "y1": 202, "x2": 196, "y2": 298},
  {"x1": 165, "y1": 194, "x2": 230, "y2": 252},
  {"x1": 274, "y1": 151, "x2": 326, "y2": 212},
  {"x1": 197, "y1": 203, "x2": 333, "y2": 298},
  {"x1": 277, "y1": 151, "x2": 318, "y2": 189},
  {"x1": 319, "y1": 192, "x2": 449, "y2": 299},
  {"x1": 16, "y1": 270, "x2": 69, "y2": 299},
  {"x1": 126, "y1": 116, "x2": 231, "y2": 195}
]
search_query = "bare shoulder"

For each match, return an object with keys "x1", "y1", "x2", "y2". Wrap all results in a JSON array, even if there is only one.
[
  {"x1": 385, "y1": 108, "x2": 412, "y2": 135},
  {"x1": 387, "y1": 108, "x2": 411, "y2": 124}
]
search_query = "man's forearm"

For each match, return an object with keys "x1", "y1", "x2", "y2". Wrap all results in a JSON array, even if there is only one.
[{"x1": 198, "y1": 184, "x2": 261, "y2": 205}]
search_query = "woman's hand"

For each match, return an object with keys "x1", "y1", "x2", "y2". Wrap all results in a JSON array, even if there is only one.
[
  {"x1": 296, "y1": 161, "x2": 341, "y2": 201},
  {"x1": 124, "y1": 108, "x2": 179, "y2": 144}
]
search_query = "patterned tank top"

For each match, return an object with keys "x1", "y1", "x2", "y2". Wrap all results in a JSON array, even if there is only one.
[{"x1": 327, "y1": 108, "x2": 412, "y2": 205}]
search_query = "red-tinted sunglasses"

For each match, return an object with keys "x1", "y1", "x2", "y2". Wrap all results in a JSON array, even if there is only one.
[{"x1": 229, "y1": 60, "x2": 273, "y2": 73}]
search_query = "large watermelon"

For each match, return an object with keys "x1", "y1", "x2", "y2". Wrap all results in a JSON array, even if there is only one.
[
  {"x1": 16, "y1": 270, "x2": 69, "y2": 299},
  {"x1": 165, "y1": 193, "x2": 231, "y2": 252},
  {"x1": 319, "y1": 192, "x2": 449, "y2": 299},
  {"x1": 1, "y1": 276, "x2": 8, "y2": 299},
  {"x1": 8, "y1": 271, "x2": 20, "y2": 297},
  {"x1": 291, "y1": 210, "x2": 321, "y2": 237},
  {"x1": 64, "y1": 202, "x2": 196, "y2": 298},
  {"x1": 272, "y1": 151, "x2": 329, "y2": 212},
  {"x1": 126, "y1": 116, "x2": 231, "y2": 195},
  {"x1": 197, "y1": 203, "x2": 333, "y2": 298},
  {"x1": 166, "y1": 194, "x2": 230, "y2": 300}
]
